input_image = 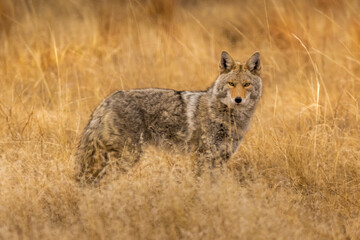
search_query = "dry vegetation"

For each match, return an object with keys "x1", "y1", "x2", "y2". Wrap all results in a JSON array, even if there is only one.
[{"x1": 0, "y1": 0, "x2": 360, "y2": 239}]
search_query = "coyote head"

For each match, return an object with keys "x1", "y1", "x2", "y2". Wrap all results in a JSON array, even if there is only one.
[{"x1": 212, "y1": 51, "x2": 262, "y2": 109}]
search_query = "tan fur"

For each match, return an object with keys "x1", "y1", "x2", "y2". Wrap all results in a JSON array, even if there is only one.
[{"x1": 231, "y1": 85, "x2": 247, "y2": 99}]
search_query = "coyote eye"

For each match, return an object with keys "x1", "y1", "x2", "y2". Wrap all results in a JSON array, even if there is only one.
[
  {"x1": 228, "y1": 82, "x2": 235, "y2": 87},
  {"x1": 243, "y1": 83, "x2": 251, "y2": 87}
]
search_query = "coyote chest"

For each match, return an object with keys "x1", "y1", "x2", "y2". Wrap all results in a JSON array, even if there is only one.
[{"x1": 75, "y1": 51, "x2": 262, "y2": 183}]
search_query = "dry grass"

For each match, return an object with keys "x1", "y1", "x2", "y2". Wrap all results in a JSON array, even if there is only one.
[{"x1": 0, "y1": 0, "x2": 360, "y2": 239}]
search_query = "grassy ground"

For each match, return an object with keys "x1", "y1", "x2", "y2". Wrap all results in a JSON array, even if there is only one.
[{"x1": 0, "y1": 0, "x2": 360, "y2": 239}]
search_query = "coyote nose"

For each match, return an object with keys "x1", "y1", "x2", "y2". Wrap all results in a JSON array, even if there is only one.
[{"x1": 235, "y1": 97, "x2": 242, "y2": 103}]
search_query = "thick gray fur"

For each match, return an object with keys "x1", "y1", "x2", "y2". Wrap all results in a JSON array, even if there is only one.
[{"x1": 75, "y1": 51, "x2": 262, "y2": 183}]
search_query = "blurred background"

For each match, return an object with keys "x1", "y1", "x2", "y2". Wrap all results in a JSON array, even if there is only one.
[
  {"x1": 0, "y1": 0, "x2": 360, "y2": 239},
  {"x1": 1, "y1": 0, "x2": 360, "y2": 115}
]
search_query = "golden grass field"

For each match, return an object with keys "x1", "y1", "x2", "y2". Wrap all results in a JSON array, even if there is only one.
[{"x1": 0, "y1": 0, "x2": 360, "y2": 239}]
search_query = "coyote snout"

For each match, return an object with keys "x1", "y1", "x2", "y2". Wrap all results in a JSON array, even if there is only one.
[
  {"x1": 230, "y1": 84, "x2": 249, "y2": 105},
  {"x1": 75, "y1": 51, "x2": 262, "y2": 183}
]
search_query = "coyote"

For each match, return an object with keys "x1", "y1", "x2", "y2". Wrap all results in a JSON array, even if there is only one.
[{"x1": 75, "y1": 51, "x2": 262, "y2": 183}]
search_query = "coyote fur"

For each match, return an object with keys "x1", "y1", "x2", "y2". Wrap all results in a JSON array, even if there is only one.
[{"x1": 75, "y1": 51, "x2": 262, "y2": 183}]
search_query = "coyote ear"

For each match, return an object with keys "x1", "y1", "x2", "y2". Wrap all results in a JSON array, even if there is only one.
[
  {"x1": 219, "y1": 51, "x2": 235, "y2": 73},
  {"x1": 246, "y1": 52, "x2": 261, "y2": 76}
]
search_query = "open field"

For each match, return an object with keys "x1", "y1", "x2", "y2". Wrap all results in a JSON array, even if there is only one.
[{"x1": 0, "y1": 0, "x2": 360, "y2": 239}]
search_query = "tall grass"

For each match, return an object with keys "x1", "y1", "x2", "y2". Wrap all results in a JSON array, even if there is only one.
[{"x1": 0, "y1": 0, "x2": 359, "y2": 239}]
